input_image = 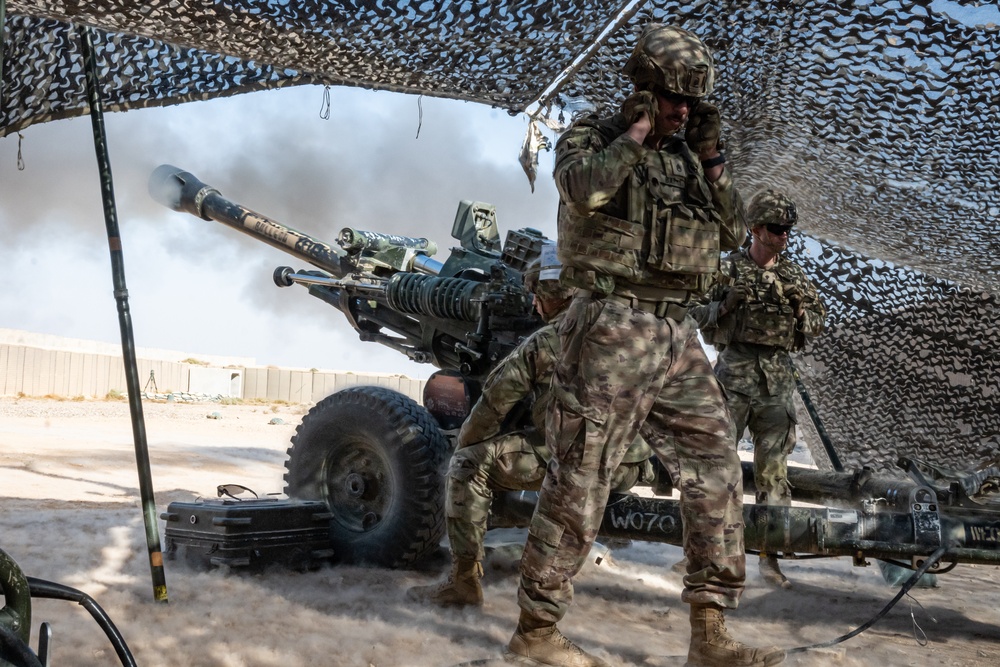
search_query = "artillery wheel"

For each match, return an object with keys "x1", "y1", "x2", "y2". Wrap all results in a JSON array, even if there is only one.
[{"x1": 283, "y1": 386, "x2": 451, "y2": 568}]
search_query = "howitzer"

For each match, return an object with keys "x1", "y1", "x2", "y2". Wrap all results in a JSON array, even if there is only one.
[
  {"x1": 149, "y1": 165, "x2": 543, "y2": 378},
  {"x1": 150, "y1": 165, "x2": 1000, "y2": 576},
  {"x1": 150, "y1": 165, "x2": 556, "y2": 566}
]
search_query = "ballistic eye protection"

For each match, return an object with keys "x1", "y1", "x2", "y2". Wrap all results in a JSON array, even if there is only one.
[
  {"x1": 653, "y1": 86, "x2": 700, "y2": 108},
  {"x1": 765, "y1": 224, "x2": 794, "y2": 236}
]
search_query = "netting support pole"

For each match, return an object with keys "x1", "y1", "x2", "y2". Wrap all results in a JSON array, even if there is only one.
[
  {"x1": 521, "y1": 0, "x2": 645, "y2": 117},
  {"x1": 793, "y1": 365, "x2": 844, "y2": 473},
  {"x1": 1, "y1": 0, "x2": 7, "y2": 112},
  {"x1": 78, "y1": 25, "x2": 169, "y2": 604}
]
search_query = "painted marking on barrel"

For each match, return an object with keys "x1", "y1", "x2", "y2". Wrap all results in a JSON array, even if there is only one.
[
  {"x1": 609, "y1": 510, "x2": 677, "y2": 533},
  {"x1": 967, "y1": 525, "x2": 1000, "y2": 544},
  {"x1": 247, "y1": 214, "x2": 290, "y2": 244}
]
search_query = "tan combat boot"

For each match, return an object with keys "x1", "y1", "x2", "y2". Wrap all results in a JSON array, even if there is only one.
[
  {"x1": 758, "y1": 553, "x2": 792, "y2": 589},
  {"x1": 406, "y1": 558, "x2": 484, "y2": 607},
  {"x1": 504, "y1": 625, "x2": 611, "y2": 667},
  {"x1": 686, "y1": 603, "x2": 785, "y2": 667}
]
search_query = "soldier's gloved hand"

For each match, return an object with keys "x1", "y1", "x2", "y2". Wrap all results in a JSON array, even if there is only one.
[
  {"x1": 621, "y1": 90, "x2": 658, "y2": 135},
  {"x1": 784, "y1": 285, "x2": 807, "y2": 318},
  {"x1": 720, "y1": 284, "x2": 750, "y2": 317},
  {"x1": 686, "y1": 101, "x2": 722, "y2": 158}
]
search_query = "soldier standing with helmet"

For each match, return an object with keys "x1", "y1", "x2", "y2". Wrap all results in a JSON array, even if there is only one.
[
  {"x1": 692, "y1": 190, "x2": 827, "y2": 589},
  {"x1": 504, "y1": 23, "x2": 785, "y2": 667}
]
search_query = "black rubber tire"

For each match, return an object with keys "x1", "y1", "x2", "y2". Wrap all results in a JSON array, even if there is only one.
[{"x1": 283, "y1": 386, "x2": 451, "y2": 568}]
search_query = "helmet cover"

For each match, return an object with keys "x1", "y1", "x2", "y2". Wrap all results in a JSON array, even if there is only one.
[
  {"x1": 622, "y1": 23, "x2": 715, "y2": 98},
  {"x1": 524, "y1": 243, "x2": 573, "y2": 301},
  {"x1": 747, "y1": 189, "x2": 798, "y2": 228}
]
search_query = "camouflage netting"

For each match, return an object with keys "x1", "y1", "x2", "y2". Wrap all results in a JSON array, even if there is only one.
[
  {"x1": 2, "y1": 1, "x2": 998, "y2": 472},
  {"x1": 788, "y1": 236, "x2": 999, "y2": 472}
]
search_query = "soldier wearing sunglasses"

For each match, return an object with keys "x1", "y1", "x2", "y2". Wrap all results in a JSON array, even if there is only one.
[{"x1": 692, "y1": 189, "x2": 827, "y2": 589}]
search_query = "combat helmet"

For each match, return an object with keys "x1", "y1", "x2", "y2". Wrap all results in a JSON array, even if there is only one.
[
  {"x1": 622, "y1": 24, "x2": 715, "y2": 98},
  {"x1": 523, "y1": 242, "x2": 574, "y2": 302},
  {"x1": 746, "y1": 190, "x2": 798, "y2": 229}
]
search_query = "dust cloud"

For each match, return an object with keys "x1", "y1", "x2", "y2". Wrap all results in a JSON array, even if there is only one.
[{"x1": 2, "y1": 397, "x2": 999, "y2": 666}]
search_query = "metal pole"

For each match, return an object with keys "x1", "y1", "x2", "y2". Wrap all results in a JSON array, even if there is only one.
[
  {"x1": 793, "y1": 364, "x2": 845, "y2": 472},
  {"x1": 1, "y1": 0, "x2": 7, "y2": 113},
  {"x1": 521, "y1": 0, "x2": 645, "y2": 117},
  {"x1": 78, "y1": 25, "x2": 168, "y2": 603}
]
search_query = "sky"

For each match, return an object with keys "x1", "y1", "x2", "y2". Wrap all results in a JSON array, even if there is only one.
[
  {"x1": 0, "y1": 86, "x2": 561, "y2": 379},
  {"x1": 3, "y1": 0, "x2": 994, "y2": 384}
]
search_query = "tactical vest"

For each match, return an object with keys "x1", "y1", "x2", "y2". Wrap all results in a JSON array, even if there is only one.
[
  {"x1": 729, "y1": 252, "x2": 801, "y2": 350},
  {"x1": 557, "y1": 115, "x2": 721, "y2": 296}
]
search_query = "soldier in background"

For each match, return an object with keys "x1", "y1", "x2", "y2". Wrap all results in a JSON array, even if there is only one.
[
  {"x1": 407, "y1": 248, "x2": 652, "y2": 608},
  {"x1": 692, "y1": 190, "x2": 827, "y2": 588},
  {"x1": 505, "y1": 23, "x2": 784, "y2": 667}
]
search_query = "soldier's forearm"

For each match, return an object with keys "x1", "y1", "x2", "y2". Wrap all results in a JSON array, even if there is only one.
[
  {"x1": 702, "y1": 152, "x2": 725, "y2": 183},
  {"x1": 709, "y1": 169, "x2": 745, "y2": 251},
  {"x1": 458, "y1": 405, "x2": 502, "y2": 447},
  {"x1": 555, "y1": 135, "x2": 643, "y2": 215}
]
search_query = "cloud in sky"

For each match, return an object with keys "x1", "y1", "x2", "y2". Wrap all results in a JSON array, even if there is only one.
[{"x1": 0, "y1": 86, "x2": 560, "y2": 378}]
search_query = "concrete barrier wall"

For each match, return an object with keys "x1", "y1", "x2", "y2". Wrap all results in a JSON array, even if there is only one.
[
  {"x1": 241, "y1": 367, "x2": 424, "y2": 404},
  {"x1": 0, "y1": 341, "x2": 424, "y2": 405},
  {"x1": 1, "y1": 344, "x2": 191, "y2": 399}
]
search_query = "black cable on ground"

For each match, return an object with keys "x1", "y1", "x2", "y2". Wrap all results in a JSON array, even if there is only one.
[{"x1": 786, "y1": 543, "x2": 953, "y2": 654}]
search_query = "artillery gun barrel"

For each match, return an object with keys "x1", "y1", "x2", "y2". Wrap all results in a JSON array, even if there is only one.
[{"x1": 148, "y1": 165, "x2": 349, "y2": 277}]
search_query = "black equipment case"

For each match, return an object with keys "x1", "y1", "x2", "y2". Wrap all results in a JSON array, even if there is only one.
[{"x1": 161, "y1": 497, "x2": 335, "y2": 570}]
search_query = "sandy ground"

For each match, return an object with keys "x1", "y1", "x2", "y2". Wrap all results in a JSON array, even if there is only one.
[{"x1": 2, "y1": 396, "x2": 999, "y2": 667}]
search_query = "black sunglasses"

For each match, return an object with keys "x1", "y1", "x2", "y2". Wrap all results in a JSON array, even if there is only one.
[
  {"x1": 765, "y1": 224, "x2": 793, "y2": 236},
  {"x1": 652, "y1": 87, "x2": 700, "y2": 108},
  {"x1": 217, "y1": 483, "x2": 258, "y2": 501}
]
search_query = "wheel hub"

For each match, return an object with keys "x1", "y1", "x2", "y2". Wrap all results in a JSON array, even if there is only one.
[
  {"x1": 345, "y1": 472, "x2": 366, "y2": 497},
  {"x1": 325, "y1": 443, "x2": 392, "y2": 534}
]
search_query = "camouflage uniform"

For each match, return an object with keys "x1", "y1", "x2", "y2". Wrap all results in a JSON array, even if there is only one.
[
  {"x1": 693, "y1": 244, "x2": 826, "y2": 507},
  {"x1": 508, "y1": 25, "x2": 784, "y2": 667},
  {"x1": 450, "y1": 310, "x2": 652, "y2": 563},
  {"x1": 516, "y1": 110, "x2": 747, "y2": 630}
]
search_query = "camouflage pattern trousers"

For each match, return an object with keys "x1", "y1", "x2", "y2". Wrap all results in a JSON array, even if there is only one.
[
  {"x1": 447, "y1": 432, "x2": 547, "y2": 562},
  {"x1": 725, "y1": 380, "x2": 797, "y2": 507},
  {"x1": 517, "y1": 296, "x2": 746, "y2": 629},
  {"x1": 447, "y1": 433, "x2": 648, "y2": 562}
]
